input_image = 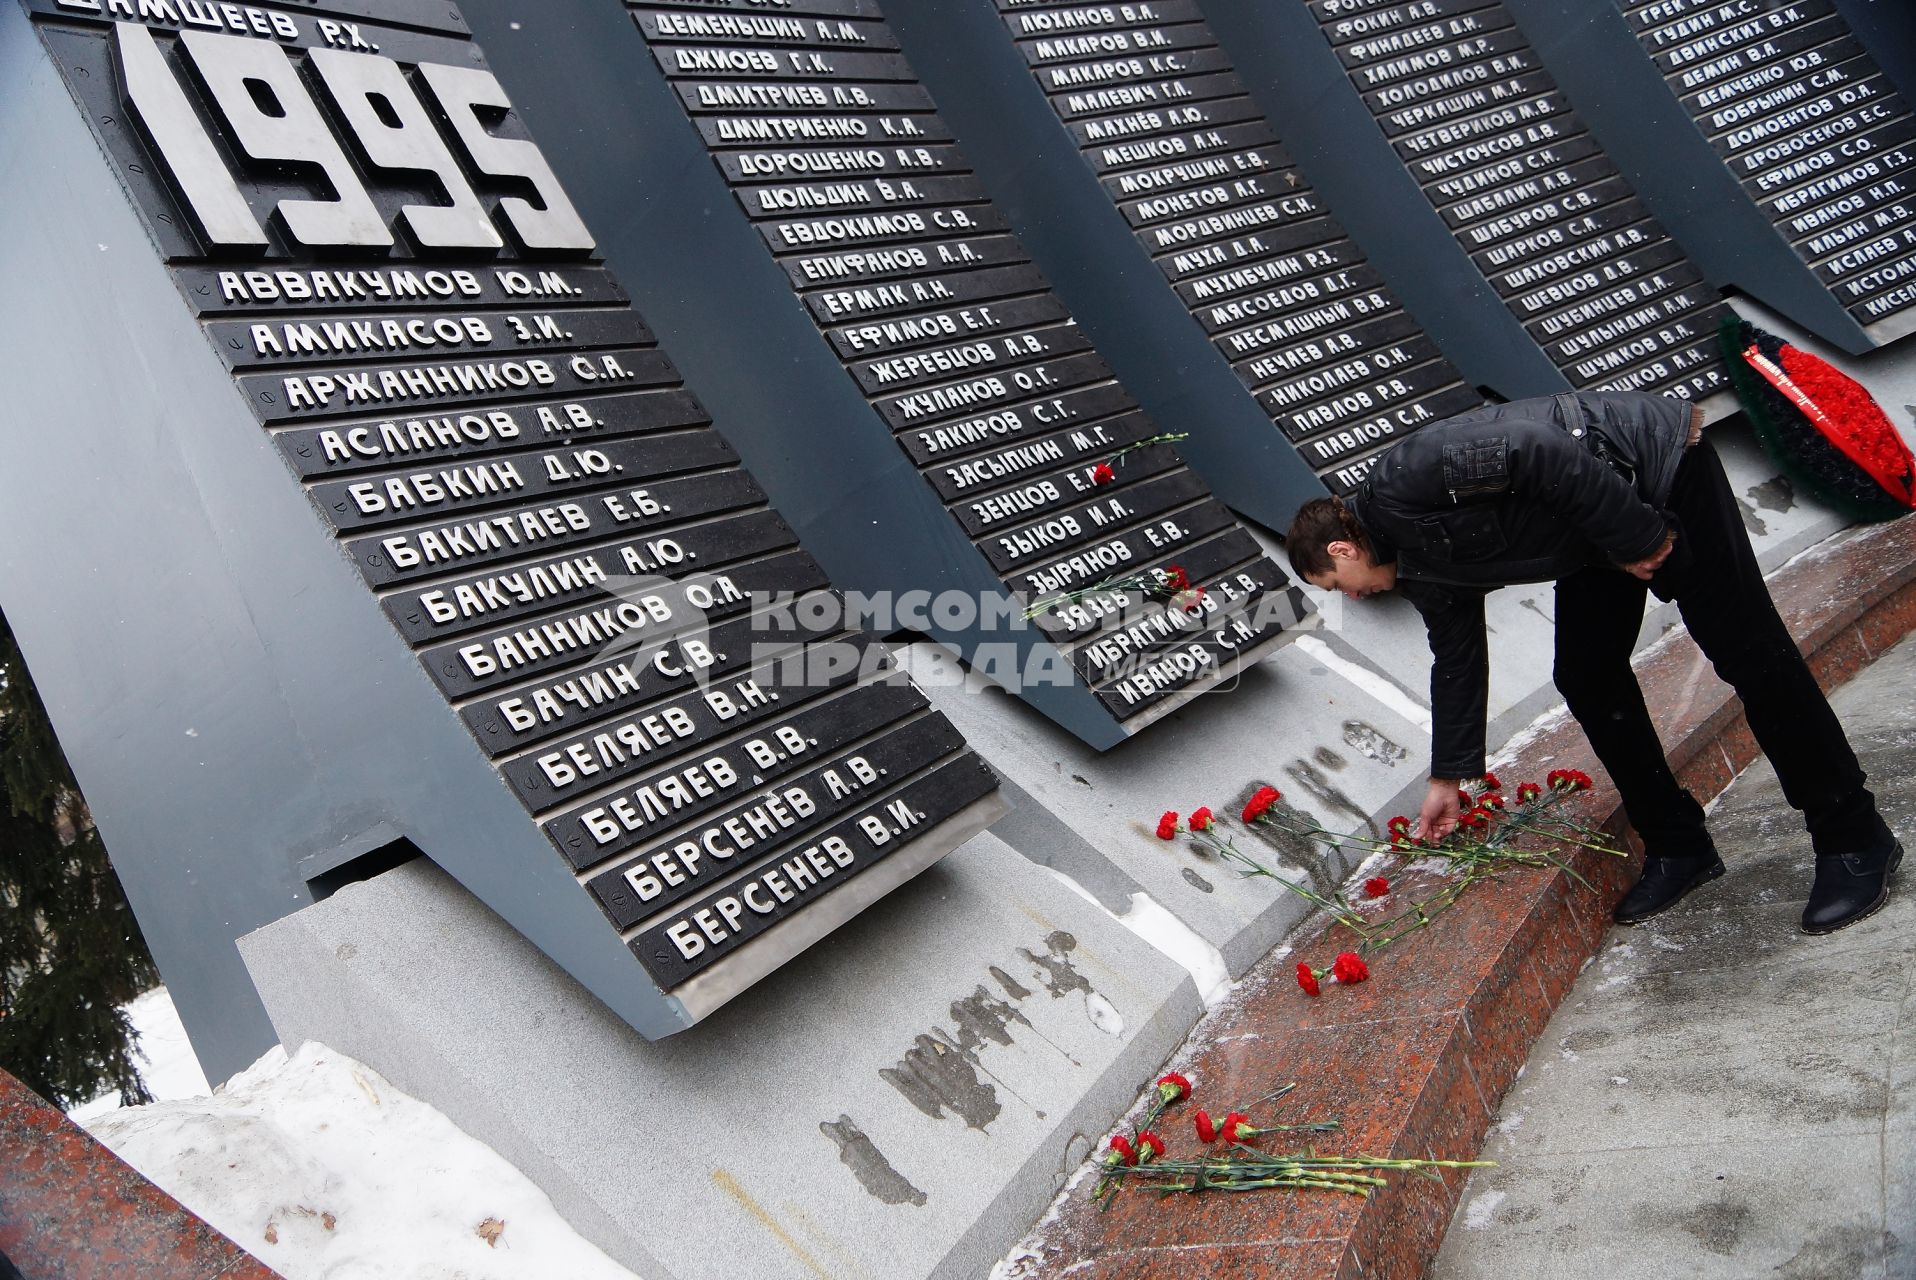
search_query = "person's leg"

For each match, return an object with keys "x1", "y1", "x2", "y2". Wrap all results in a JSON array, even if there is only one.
[
  {"x1": 1555, "y1": 565, "x2": 1723, "y2": 923},
  {"x1": 1554, "y1": 566, "x2": 1712, "y2": 857},
  {"x1": 1657, "y1": 439, "x2": 1898, "y2": 928}
]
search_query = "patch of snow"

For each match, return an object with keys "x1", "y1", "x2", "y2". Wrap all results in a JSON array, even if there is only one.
[
  {"x1": 1610, "y1": 1076, "x2": 1630, "y2": 1086},
  {"x1": 1462, "y1": 1190, "x2": 1506, "y2": 1230},
  {"x1": 1558, "y1": 1046, "x2": 1580, "y2": 1062},
  {"x1": 1084, "y1": 992, "x2": 1124, "y2": 1037},
  {"x1": 83, "y1": 1042, "x2": 639, "y2": 1280},
  {"x1": 1649, "y1": 935, "x2": 1685, "y2": 952},
  {"x1": 69, "y1": 986, "x2": 210, "y2": 1124},
  {"x1": 1490, "y1": 1110, "x2": 1526, "y2": 1136}
]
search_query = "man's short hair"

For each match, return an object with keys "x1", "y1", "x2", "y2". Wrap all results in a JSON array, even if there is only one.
[{"x1": 1286, "y1": 496, "x2": 1371, "y2": 579}]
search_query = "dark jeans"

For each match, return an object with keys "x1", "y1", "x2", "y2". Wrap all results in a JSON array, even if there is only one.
[{"x1": 1552, "y1": 438, "x2": 1887, "y2": 860}]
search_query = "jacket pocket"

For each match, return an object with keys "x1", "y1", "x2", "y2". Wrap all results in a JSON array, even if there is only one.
[
  {"x1": 1442, "y1": 437, "x2": 1510, "y2": 498},
  {"x1": 1412, "y1": 505, "x2": 1508, "y2": 562}
]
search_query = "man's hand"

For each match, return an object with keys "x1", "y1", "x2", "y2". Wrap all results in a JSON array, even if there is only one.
[
  {"x1": 1618, "y1": 528, "x2": 1677, "y2": 581},
  {"x1": 1416, "y1": 777, "x2": 1462, "y2": 843}
]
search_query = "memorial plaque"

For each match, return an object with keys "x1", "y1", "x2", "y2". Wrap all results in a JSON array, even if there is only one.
[
  {"x1": 857, "y1": 0, "x2": 1476, "y2": 500},
  {"x1": 622, "y1": 0, "x2": 1314, "y2": 744},
  {"x1": 12, "y1": 0, "x2": 1003, "y2": 1038},
  {"x1": 1298, "y1": 0, "x2": 1734, "y2": 402},
  {"x1": 1620, "y1": 0, "x2": 1916, "y2": 335}
]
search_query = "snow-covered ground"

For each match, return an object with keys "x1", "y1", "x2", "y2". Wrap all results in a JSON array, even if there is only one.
[{"x1": 71, "y1": 989, "x2": 640, "y2": 1280}]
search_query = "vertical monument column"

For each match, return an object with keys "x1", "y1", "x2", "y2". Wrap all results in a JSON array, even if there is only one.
[
  {"x1": 882, "y1": 0, "x2": 1483, "y2": 515},
  {"x1": 0, "y1": 0, "x2": 1001, "y2": 1078},
  {"x1": 1202, "y1": 0, "x2": 1741, "y2": 412},
  {"x1": 461, "y1": 0, "x2": 1316, "y2": 749},
  {"x1": 1498, "y1": 0, "x2": 1916, "y2": 352}
]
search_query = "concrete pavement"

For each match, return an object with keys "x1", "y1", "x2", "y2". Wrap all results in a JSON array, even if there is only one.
[{"x1": 1433, "y1": 629, "x2": 1916, "y2": 1280}]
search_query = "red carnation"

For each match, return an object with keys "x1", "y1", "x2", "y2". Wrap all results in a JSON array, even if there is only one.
[
  {"x1": 1547, "y1": 768, "x2": 1590, "y2": 792},
  {"x1": 1107, "y1": 1134, "x2": 1136, "y2": 1165},
  {"x1": 1459, "y1": 806, "x2": 1489, "y2": 830},
  {"x1": 1478, "y1": 792, "x2": 1506, "y2": 811},
  {"x1": 1364, "y1": 876, "x2": 1390, "y2": 898},
  {"x1": 1194, "y1": 1109, "x2": 1217, "y2": 1143},
  {"x1": 1242, "y1": 785, "x2": 1281, "y2": 823},
  {"x1": 1386, "y1": 815, "x2": 1412, "y2": 835},
  {"x1": 1189, "y1": 806, "x2": 1215, "y2": 831},
  {"x1": 1220, "y1": 1111, "x2": 1254, "y2": 1143},
  {"x1": 1163, "y1": 564, "x2": 1190, "y2": 592},
  {"x1": 1091, "y1": 462, "x2": 1116, "y2": 485},
  {"x1": 1155, "y1": 811, "x2": 1180, "y2": 840},
  {"x1": 1331, "y1": 951, "x2": 1370, "y2": 985},
  {"x1": 1516, "y1": 781, "x2": 1542, "y2": 804},
  {"x1": 1296, "y1": 962, "x2": 1321, "y2": 997},
  {"x1": 1177, "y1": 585, "x2": 1207, "y2": 615},
  {"x1": 1137, "y1": 1131, "x2": 1166, "y2": 1162},
  {"x1": 1456, "y1": 788, "x2": 1474, "y2": 809},
  {"x1": 1480, "y1": 770, "x2": 1502, "y2": 791},
  {"x1": 1156, "y1": 1072, "x2": 1192, "y2": 1103}
]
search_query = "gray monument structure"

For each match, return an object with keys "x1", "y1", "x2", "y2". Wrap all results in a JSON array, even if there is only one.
[
  {"x1": 1498, "y1": 0, "x2": 1916, "y2": 352},
  {"x1": 883, "y1": 0, "x2": 1484, "y2": 519},
  {"x1": 457, "y1": 0, "x2": 1318, "y2": 750},
  {"x1": 1198, "y1": 0, "x2": 1740, "y2": 417},
  {"x1": 0, "y1": 0, "x2": 1003, "y2": 1080}
]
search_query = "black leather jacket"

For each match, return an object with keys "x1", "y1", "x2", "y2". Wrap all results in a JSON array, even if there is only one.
[{"x1": 1347, "y1": 391, "x2": 1693, "y2": 778}]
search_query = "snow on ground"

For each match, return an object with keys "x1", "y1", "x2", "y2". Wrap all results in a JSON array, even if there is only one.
[
  {"x1": 69, "y1": 985, "x2": 211, "y2": 1123},
  {"x1": 72, "y1": 991, "x2": 639, "y2": 1280}
]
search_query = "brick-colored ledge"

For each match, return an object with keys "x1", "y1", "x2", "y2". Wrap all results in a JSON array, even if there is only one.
[
  {"x1": 1014, "y1": 516, "x2": 1916, "y2": 1280},
  {"x1": 0, "y1": 1069, "x2": 278, "y2": 1279}
]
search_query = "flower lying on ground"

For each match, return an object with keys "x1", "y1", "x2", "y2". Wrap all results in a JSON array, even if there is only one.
[
  {"x1": 1096, "y1": 1076, "x2": 1489, "y2": 1203},
  {"x1": 1159, "y1": 773, "x2": 1618, "y2": 998}
]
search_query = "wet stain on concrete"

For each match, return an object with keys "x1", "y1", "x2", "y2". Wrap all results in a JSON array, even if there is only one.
[
  {"x1": 1748, "y1": 474, "x2": 1795, "y2": 514},
  {"x1": 1673, "y1": 1198, "x2": 1752, "y2": 1255},
  {"x1": 1774, "y1": 1222, "x2": 1886, "y2": 1278},
  {"x1": 949, "y1": 986, "x2": 1030, "y2": 1054},
  {"x1": 1020, "y1": 931, "x2": 1093, "y2": 999},
  {"x1": 1343, "y1": 720, "x2": 1407, "y2": 766},
  {"x1": 1520, "y1": 596, "x2": 1554, "y2": 625},
  {"x1": 880, "y1": 1033, "x2": 1000, "y2": 1130},
  {"x1": 819, "y1": 1117, "x2": 928, "y2": 1207},
  {"x1": 1240, "y1": 789, "x2": 1336, "y2": 890},
  {"x1": 988, "y1": 965, "x2": 1031, "y2": 1001},
  {"x1": 1314, "y1": 746, "x2": 1347, "y2": 769},
  {"x1": 1284, "y1": 758, "x2": 1379, "y2": 839},
  {"x1": 1181, "y1": 867, "x2": 1215, "y2": 893},
  {"x1": 1737, "y1": 496, "x2": 1766, "y2": 537}
]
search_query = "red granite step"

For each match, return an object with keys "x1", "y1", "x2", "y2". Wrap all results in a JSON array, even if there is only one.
[
  {"x1": 1012, "y1": 516, "x2": 1916, "y2": 1280},
  {"x1": 0, "y1": 1070, "x2": 279, "y2": 1280}
]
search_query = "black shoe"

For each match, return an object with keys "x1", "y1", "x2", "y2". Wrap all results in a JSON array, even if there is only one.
[
  {"x1": 1614, "y1": 854, "x2": 1726, "y2": 925},
  {"x1": 1801, "y1": 840, "x2": 1903, "y2": 935}
]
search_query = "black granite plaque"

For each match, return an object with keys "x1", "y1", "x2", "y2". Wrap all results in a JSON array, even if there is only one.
[
  {"x1": 20, "y1": 0, "x2": 996, "y2": 997},
  {"x1": 1291, "y1": 0, "x2": 1732, "y2": 402},
  {"x1": 1622, "y1": 0, "x2": 1916, "y2": 332},
  {"x1": 986, "y1": 0, "x2": 1478, "y2": 495},
  {"x1": 627, "y1": 0, "x2": 1311, "y2": 734}
]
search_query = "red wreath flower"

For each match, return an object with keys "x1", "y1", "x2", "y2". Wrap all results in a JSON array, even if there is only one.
[
  {"x1": 1479, "y1": 770, "x2": 1502, "y2": 792},
  {"x1": 1137, "y1": 1131, "x2": 1166, "y2": 1162},
  {"x1": 1364, "y1": 876, "x2": 1390, "y2": 898},
  {"x1": 1091, "y1": 462, "x2": 1116, "y2": 485},
  {"x1": 1516, "y1": 781, "x2": 1542, "y2": 804},
  {"x1": 1296, "y1": 962, "x2": 1321, "y2": 997},
  {"x1": 1107, "y1": 1134, "x2": 1137, "y2": 1165},
  {"x1": 1331, "y1": 951, "x2": 1370, "y2": 985},
  {"x1": 1242, "y1": 785, "x2": 1281, "y2": 823},
  {"x1": 1156, "y1": 811, "x2": 1180, "y2": 840},
  {"x1": 1193, "y1": 1109, "x2": 1217, "y2": 1143},
  {"x1": 1220, "y1": 1111, "x2": 1254, "y2": 1143},
  {"x1": 1163, "y1": 564, "x2": 1190, "y2": 592},
  {"x1": 1156, "y1": 1072, "x2": 1192, "y2": 1103}
]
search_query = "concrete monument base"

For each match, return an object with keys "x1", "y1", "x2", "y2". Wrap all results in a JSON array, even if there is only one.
[{"x1": 238, "y1": 833, "x2": 1199, "y2": 1280}]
